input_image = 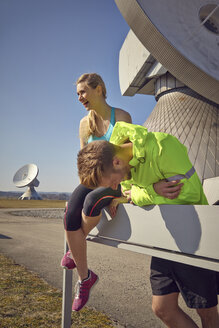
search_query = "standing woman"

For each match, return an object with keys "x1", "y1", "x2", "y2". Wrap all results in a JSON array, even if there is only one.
[{"x1": 61, "y1": 73, "x2": 132, "y2": 311}]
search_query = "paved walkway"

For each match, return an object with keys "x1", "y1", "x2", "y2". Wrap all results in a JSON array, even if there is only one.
[{"x1": 0, "y1": 208, "x2": 205, "y2": 327}]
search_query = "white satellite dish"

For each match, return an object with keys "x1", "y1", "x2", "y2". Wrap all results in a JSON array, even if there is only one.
[
  {"x1": 115, "y1": 0, "x2": 219, "y2": 104},
  {"x1": 13, "y1": 164, "x2": 42, "y2": 200},
  {"x1": 116, "y1": 0, "x2": 219, "y2": 181}
]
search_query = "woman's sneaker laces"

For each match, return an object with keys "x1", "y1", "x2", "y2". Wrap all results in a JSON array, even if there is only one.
[{"x1": 72, "y1": 270, "x2": 99, "y2": 311}]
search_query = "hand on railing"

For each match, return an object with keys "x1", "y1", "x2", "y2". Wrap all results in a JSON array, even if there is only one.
[{"x1": 108, "y1": 196, "x2": 130, "y2": 218}]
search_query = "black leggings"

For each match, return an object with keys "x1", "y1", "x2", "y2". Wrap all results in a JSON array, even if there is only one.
[{"x1": 64, "y1": 184, "x2": 121, "y2": 231}]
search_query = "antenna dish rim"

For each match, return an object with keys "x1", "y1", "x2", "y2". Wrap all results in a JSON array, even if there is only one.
[{"x1": 13, "y1": 163, "x2": 39, "y2": 188}]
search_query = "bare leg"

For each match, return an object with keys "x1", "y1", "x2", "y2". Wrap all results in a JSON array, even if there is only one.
[
  {"x1": 152, "y1": 293, "x2": 199, "y2": 328},
  {"x1": 65, "y1": 229, "x2": 88, "y2": 281},
  {"x1": 65, "y1": 212, "x2": 101, "y2": 281},
  {"x1": 81, "y1": 212, "x2": 101, "y2": 237},
  {"x1": 196, "y1": 306, "x2": 219, "y2": 328}
]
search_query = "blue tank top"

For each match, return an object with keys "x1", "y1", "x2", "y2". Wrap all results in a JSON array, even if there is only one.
[{"x1": 87, "y1": 107, "x2": 115, "y2": 143}]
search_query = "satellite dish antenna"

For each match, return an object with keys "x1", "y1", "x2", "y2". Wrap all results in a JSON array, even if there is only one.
[
  {"x1": 116, "y1": 0, "x2": 219, "y2": 181},
  {"x1": 13, "y1": 164, "x2": 42, "y2": 200},
  {"x1": 115, "y1": 0, "x2": 219, "y2": 104}
]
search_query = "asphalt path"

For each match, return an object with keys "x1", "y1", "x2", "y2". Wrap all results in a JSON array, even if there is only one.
[{"x1": 0, "y1": 208, "x2": 208, "y2": 327}]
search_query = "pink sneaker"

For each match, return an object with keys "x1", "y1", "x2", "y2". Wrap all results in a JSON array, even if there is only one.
[
  {"x1": 72, "y1": 270, "x2": 99, "y2": 311},
  {"x1": 61, "y1": 250, "x2": 76, "y2": 270}
]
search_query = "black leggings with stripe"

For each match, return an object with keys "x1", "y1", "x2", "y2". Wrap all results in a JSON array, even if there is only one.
[{"x1": 64, "y1": 184, "x2": 121, "y2": 231}]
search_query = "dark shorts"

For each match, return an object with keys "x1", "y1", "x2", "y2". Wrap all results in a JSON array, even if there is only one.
[
  {"x1": 64, "y1": 184, "x2": 121, "y2": 231},
  {"x1": 150, "y1": 257, "x2": 218, "y2": 309}
]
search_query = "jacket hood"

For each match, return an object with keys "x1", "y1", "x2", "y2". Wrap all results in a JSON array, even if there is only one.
[{"x1": 110, "y1": 122, "x2": 148, "y2": 167}]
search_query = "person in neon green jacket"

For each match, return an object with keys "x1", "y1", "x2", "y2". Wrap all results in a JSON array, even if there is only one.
[
  {"x1": 77, "y1": 122, "x2": 218, "y2": 328},
  {"x1": 111, "y1": 121, "x2": 208, "y2": 206}
]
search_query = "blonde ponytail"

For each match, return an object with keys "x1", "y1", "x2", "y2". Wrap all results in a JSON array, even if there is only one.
[{"x1": 87, "y1": 110, "x2": 103, "y2": 137}]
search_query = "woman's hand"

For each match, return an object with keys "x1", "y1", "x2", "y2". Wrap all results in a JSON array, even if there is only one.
[
  {"x1": 108, "y1": 196, "x2": 129, "y2": 218},
  {"x1": 153, "y1": 179, "x2": 183, "y2": 199}
]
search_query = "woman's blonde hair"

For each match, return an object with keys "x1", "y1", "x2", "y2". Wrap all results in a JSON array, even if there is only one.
[
  {"x1": 76, "y1": 73, "x2": 107, "y2": 98},
  {"x1": 77, "y1": 73, "x2": 107, "y2": 138},
  {"x1": 86, "y1": 110, "x2": 103, "y2": 137}
]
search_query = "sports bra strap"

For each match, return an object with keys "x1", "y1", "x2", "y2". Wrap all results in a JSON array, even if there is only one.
[{"x1": 87, "y1": 107, "x2": 115, "y2": 143}]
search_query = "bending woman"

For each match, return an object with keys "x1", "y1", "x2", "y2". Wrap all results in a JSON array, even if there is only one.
[{"x1": 61, "y1": 73, "x2": 132, "y2": 311}]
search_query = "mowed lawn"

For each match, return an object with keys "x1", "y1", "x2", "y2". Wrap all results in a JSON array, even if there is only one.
[
  {"x1": 0, "y1": 199, "x2": 117, "y2": 328},
  {"x1": 0, "y1": 198, "x2": 66, "y2": 209}
]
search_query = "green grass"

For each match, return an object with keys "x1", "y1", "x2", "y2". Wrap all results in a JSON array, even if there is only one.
[
  {"x1": 0, "y1": 199, "x2": 118, "y2": 327},
  {"x1": 0, "y1": 254, "x2": 116, "y2": 328},
  {"x1": 0, "y1": 199, "x2": 66, "y2": 209}
]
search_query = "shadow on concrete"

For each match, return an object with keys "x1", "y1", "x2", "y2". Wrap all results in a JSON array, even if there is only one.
[
  {"x1": 88, "y1": 205, "x2": 132, "y2": 247},
  {"x1": 0, "y1": 234, "x2": 12, "y2": 239},
  {"x1": 159, "y1": 205, "x2": 201, "y2": 254}
]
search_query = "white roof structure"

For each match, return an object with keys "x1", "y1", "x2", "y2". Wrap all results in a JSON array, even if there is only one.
[{"x1": 116, "y1": 0, "x2": 219, "y2": 104}]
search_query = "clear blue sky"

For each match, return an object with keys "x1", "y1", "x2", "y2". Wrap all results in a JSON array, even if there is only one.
[{"x1": 0, "y1": 0, "x2": 156, "y2": 193}]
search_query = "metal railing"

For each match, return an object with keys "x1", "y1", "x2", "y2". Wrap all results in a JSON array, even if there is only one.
[{"x1": 61, "y1": 204, "x2": 219, "y2": 327}]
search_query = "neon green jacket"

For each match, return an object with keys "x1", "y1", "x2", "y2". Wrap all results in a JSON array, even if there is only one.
[{"x1": 110, "y1": 122, "x2": 208, "y2": 206}]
